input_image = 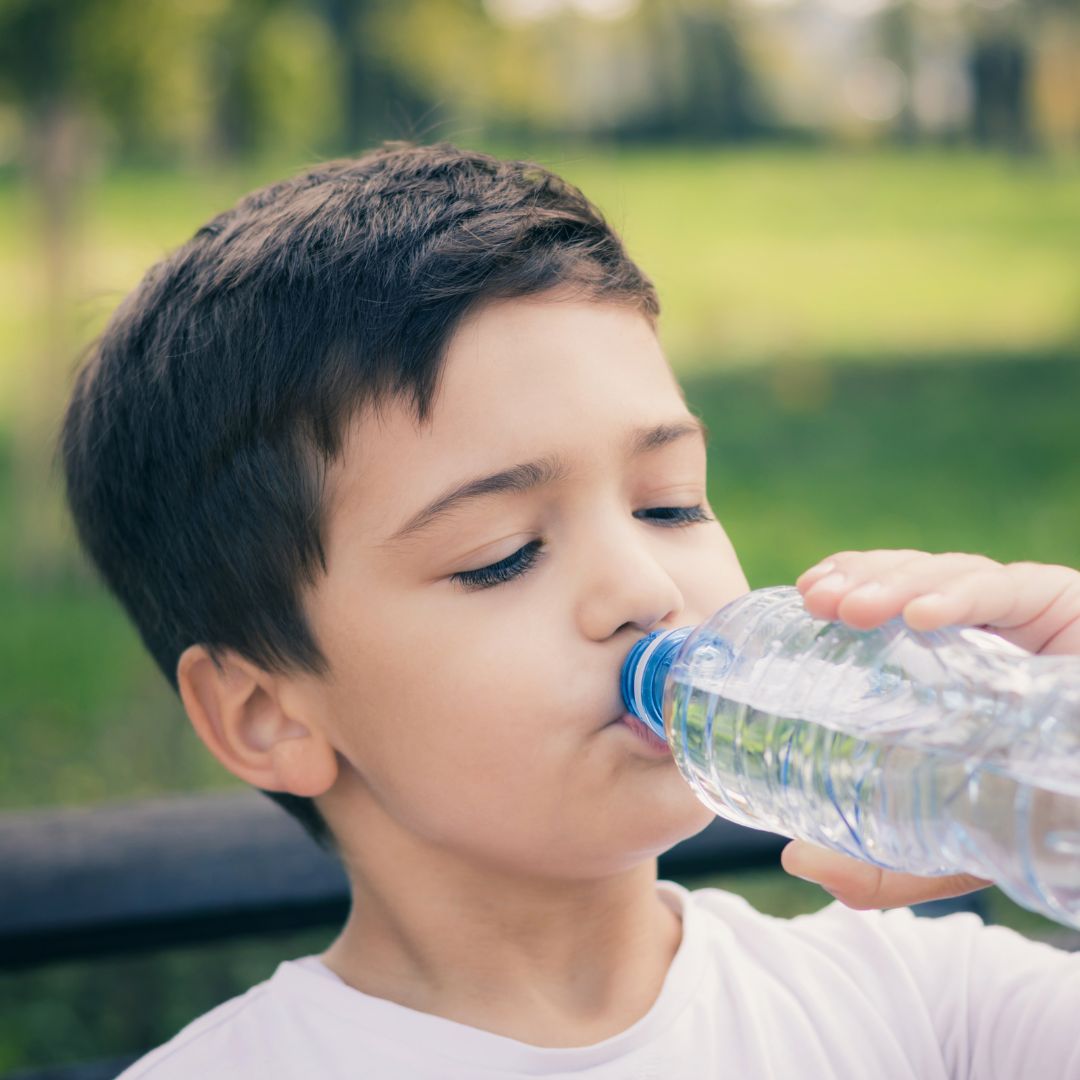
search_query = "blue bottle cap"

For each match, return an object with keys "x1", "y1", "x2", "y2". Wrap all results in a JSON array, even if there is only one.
[{"x1": 620, "y1": 626, "x2": 694, "y2": 740}]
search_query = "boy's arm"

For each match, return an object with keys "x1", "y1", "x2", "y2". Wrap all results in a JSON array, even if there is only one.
[{"x1": 780, "y1": 549, "x2": 1080, "y2": 909}]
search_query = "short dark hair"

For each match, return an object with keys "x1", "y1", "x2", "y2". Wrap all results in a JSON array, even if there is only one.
[{"x1": 59, "y1": 140, "x2": 661, "y2": 853}]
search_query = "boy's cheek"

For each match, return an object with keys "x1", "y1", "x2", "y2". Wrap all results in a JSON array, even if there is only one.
[{"x1": 682, "y1": 532, "x2": 750, "y2": 615}]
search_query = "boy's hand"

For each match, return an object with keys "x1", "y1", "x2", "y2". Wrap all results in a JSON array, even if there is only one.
[
  {"x1": 797, "y1": 548, "x2": 1080, "y2": 656},
  {"x1": 779, "y1": 549, "x2": 1080, "y2": 911}
]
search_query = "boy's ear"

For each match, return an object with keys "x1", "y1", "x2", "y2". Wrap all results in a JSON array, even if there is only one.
[{"x1": 176, "y1": 644, "x2": 339, "y2": 799}]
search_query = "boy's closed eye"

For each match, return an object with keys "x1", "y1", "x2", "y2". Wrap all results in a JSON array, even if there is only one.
[{"x1": 449, "y1": 503, "x2": 715, "y2": 592}]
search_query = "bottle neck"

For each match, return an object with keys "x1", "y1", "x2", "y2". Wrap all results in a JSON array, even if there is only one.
[{"x1": 621, "y1": 627, "x2": 694, "y2": 739}]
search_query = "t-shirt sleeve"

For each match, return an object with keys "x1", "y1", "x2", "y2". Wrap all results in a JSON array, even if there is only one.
[{"x1": 868, "y1": 904, "x2": 1080, "y2": 1079}]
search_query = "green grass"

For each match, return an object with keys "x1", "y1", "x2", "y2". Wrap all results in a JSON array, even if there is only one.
[
  {"x1": 2, "y1": 145, "x2": 1079, "y2": 419},
  {"x1": 2, "y1": 146, "x2": 1079, "y2": 1071},
  {"x1": 686, "y1": 344, "x2": 1080, "y2": 585},
  {"x1": 542, "y1": 145, "x2": 1080, "y2": 366}
]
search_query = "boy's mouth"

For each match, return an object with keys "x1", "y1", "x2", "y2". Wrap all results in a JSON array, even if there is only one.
[{"x1": 606, "y1": 711, "x2": 671, "y2": 756}]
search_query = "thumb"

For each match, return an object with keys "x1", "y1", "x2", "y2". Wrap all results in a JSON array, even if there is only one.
[{"x1": 780, "y1": 840, "x2": 991, "y2": 911}]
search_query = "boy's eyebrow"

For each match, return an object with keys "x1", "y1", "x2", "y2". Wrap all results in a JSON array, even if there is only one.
[{"x1": 383, "y1": 416, "x2": 709, "y2": 546}]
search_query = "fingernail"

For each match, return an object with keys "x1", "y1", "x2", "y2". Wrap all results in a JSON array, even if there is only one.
[
  {"x1": 802, "y1": 559, "x2": 836, "y2": 579},
  {"x1": 807, "y1": 572, "x2": 846, "y2": 593}
]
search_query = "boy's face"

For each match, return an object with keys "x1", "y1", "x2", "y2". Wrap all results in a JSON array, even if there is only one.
[{"x1": 304, "y1": 292, "x2": 749, "y2": 878}]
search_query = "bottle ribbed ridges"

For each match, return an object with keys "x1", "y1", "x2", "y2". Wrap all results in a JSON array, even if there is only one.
[{"x1": 649, "y1": 585, "x2": 1080, "y2": 929}]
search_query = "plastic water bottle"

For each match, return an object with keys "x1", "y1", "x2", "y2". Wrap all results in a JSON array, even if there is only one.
[{"x1": 620, "y1": 585, "x2": 1080, "y2": 930}]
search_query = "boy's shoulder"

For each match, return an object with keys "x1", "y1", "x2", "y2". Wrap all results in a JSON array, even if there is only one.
[{"x1": 116, "y1": 970, "x2": 281, "y2": 1080}]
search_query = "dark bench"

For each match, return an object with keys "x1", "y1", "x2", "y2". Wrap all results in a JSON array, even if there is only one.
[{"x1": 1, "y1": 790, "x2": 993, "y2": 1080}]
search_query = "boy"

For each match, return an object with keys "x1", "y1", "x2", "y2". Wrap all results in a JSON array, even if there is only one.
[{"x1": 59, "y1": 141, "x2": 1080, "y2": 1077}]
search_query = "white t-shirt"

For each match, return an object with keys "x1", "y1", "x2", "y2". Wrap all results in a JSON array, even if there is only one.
[{"x1": 117, "y1": 880, "x2": 1080, "y2": 1079}]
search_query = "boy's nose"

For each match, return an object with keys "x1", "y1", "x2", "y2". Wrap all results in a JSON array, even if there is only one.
[{"x1": 575, "y1": 527, "x2": 685, "y2": 642}]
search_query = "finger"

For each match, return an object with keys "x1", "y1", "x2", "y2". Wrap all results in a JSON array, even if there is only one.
[
  {"x1": 796, "y1": 554, "x2": 854, "y2": 590},
  {"x1": 903, "y1": 561, "x2": 1080, "y2": 655},
  {"x1": 781, "y1": 841, "x2": 991, "y2": 911},
  {"x1": 800, "y1": 550, "x2": 932, "y2": 621},
  {"x1": 797, "y1": 550, "x2": 928, "y2": 596},
  {"x1": 831, "y1": 552, "x2": 1002, "y2": 630},
  {"x1": 799, "y1": 552, "x2": 1080, "y2": 654}
]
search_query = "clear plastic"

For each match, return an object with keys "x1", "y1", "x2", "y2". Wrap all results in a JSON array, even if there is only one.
[{"x1": 621, "y1": 586, "x2": 1080, "y2": 930}]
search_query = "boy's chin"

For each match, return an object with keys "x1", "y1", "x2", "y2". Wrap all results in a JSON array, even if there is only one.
[
  {"x1": 619, "y1": 784, "x2": 717, "y2": 863},
  {"x1": 664, "y1": 795, "x2": 718, "y2": 846}
]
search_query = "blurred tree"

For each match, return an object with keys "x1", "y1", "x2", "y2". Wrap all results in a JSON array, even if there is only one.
[
  {"x1": 878, "y1": 1, "x2": 918, "y2": 146},
  {"x1": 378, "y1": 0, "x2": 771, "y2": 144},
  {"x1": 0, "y1": 0, "x2": 377, "y2": 576},
  {"x1": 208, "y1": 0, "x2": 283, "y2": 161},
  {"x1": 0, "y1": 0, "x2": 80, "y2": 292},
  {"x1": 626, "y1": 1, "x2": 768, "y2": 142},
  {"x1": 970, "y1": 20, "x2": 1034, "y2": 154},
  {"x1": 0, "y1": 0, "x2": 117, "y2": 578},
  {"x1": 365, "y1": 0, "x2": 516, "y2": 139},
  {"x1": 318, "y1": 0, "x2": 438, "y2": 152},
  {"x1": 0, "y1": 0, "x2": 243, "y2": 576},
  {"x1": 321, "y1": 0, "x2": 372, "y2": 149}
]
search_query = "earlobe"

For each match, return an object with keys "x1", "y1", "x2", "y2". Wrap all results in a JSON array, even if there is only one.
[
  {"x1": 270, "y1": 735, "x2": 339, "y2": 798},
  {"x1": 176, "y1": 644, "x2": 339, "y2": 798}
]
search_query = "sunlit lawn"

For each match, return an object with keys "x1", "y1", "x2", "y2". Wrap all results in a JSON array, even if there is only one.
[
  {"x1": 554, "y1": 146, "x2": 1080, "y2": 365},
  {"x1": 2, "y1": 144, "x2": 1079, "y2": 416}
]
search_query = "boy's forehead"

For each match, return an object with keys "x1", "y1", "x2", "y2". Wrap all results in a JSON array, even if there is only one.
[{"x1": 324, "y1": 296, "x2": 688, "y2": 543}]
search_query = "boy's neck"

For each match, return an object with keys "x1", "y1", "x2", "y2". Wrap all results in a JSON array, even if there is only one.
[{"x1": 319, "y1": 846, "x2": 683, "y2": 1048}]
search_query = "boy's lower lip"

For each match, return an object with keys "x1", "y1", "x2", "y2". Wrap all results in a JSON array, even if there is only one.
[{"x1": 608, "y1": 712, "x2": 671, "y2": 756}]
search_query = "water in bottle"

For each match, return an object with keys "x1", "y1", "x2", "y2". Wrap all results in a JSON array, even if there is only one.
[{"x1": 619, "y1": 586, "x2": 1080, "y2": 930}]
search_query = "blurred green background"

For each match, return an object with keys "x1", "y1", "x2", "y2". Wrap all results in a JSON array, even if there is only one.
[{"x1": 2, "y1": 0, "x2": 1079, "y2": 1072}]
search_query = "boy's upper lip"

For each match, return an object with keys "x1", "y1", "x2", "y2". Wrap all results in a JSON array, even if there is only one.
[{"x1": 603, "y1": 700, "x2": 636, "y2": 729}]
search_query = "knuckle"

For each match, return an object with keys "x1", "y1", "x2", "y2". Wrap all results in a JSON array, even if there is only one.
[
  {"x1": 1006, "y1": 559, "x2": 1034, "y2": 571},
  {"x1": 1006, "y1": 559, "x2": 1052, "y2": 576},
  {"x1": 827, "y1": 550, "x2": 859, "y2": 563},
  {"x1": 877, "y1": 548, "x2": 926, "y2": 563},
  {"x1": 933, "y1": 553, "x2": 1001, "y2": 580},
  {"x1": 1054, "y1": 576, "x2": 1080, "y2": 614},
  {"x1": 876, "y1": 554, "x2": 932, "y2": 586},
  {"x1": 940, "y1": 550, "x2": 991, "y2": 564}
]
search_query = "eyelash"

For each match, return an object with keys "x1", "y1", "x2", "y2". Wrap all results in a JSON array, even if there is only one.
[{"x1": 449, "y1": 505, "x2": 713, "y2": 592}]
